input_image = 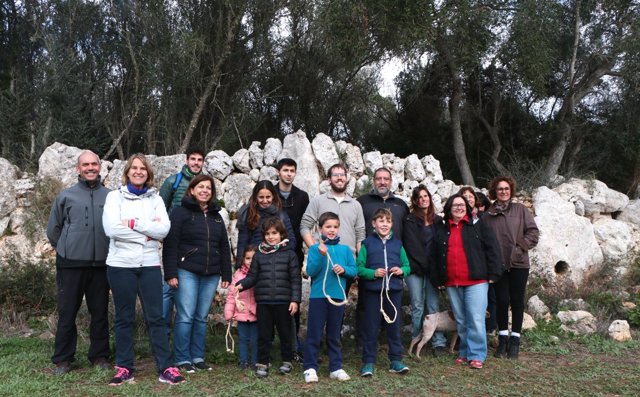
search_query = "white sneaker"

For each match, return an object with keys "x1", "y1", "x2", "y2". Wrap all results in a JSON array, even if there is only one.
[
  {"x1": 329, "y1": 369, "x2": 351, "y2": 381},
  {"x1": 304, "y1": 368, "x2": 318, "y2": 383}
]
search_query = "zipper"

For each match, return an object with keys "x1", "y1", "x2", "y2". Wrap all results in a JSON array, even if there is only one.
[
  {"x1": 205, "y1": 212, "x2": 210, "y2": 273},
  {"x1": 181, "y1": 248, "x2": 198, "y2": 262},
  {"x1": 90, "y1": 189, "x2": 95, "y2": 266}
]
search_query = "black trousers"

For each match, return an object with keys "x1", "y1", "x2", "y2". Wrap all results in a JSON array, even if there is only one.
[
  {"x1": 495, "y1": 268, "x2": 529, "y2": 334},
  {"x1": 257, "y1": 304, "x2": 292, "y2": 365},
  {"x1": 52, "y1": 267, "x2": 110, "y2": 364}
]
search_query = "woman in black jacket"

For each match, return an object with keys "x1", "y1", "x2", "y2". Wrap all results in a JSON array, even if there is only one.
[
  {"x1": 162, "y1": 174, "x2": 232, "y2": 373},
  {"x1": 402, "y1": 185, "x2": 447, "y2": 356}
]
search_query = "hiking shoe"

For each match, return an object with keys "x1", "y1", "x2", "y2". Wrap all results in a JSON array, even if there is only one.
[
  {"x1": 329, "y1": 368, "x2": 351, "y2": 381},
  {"x1": 454, "y1": 357, "x2": 469, "y2": 365},
  {"x1": 92, "y1": 358, "x2": 111, "y2": 370},
  {"x1": 279, "y1": 361, "x2": 293, "y2": 375},
  {"x1": 159, "y1": 367, "x2": 186, "y2": 385},
  {"x1": 178, "y1": 363, "x2": 196, "y2": 374},
  {"x1": 239, "y1": 361, "x2": 249, "y2": 370},
  {"x1": 109, "y1": 366, "x2": 134, "y2": 386},
  {"x1": 389, "y1": 361, "x2": 409, "y2": 374},
  {"x1": 293, "y1": 351, "x2": 304, "y2": 363},
  {"x1": 304, "y1": 368, "x2": 319, "y2": 383},
  {"x1": 360, "y1": 363, "x2": 374, "y2": 377},
  {"x1": 507, "y1": 336, "x2": 520, "y2": 359},
  {"x1": 433, "y1": 346, "x2": 447, "y2": 358},
  {"x1": 255, "y1": 364, "x2": 268, "y2": 378},
  {"x1": 54, "y1": 361, "x2": 71, "y2": 376},
  {"x1": 469, "y1": 360, "x2": 483, "y2": 369},
  {"x1": 193, "y1": 361, "x2": 212, "y2": 371}
]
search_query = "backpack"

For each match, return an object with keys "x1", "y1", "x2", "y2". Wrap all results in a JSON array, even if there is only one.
[{"x1": 172, "y1": 172, "x2": 183, "y2": 192}]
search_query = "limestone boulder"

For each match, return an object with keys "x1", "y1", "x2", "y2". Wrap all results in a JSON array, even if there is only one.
[
  {"x1": 355, "y1": 175, "x2": 371, "y2": 197},
  {"x1": 530, "y1": 187, "x2": 604, "y2": 284},
  {"x1": 362, "y1": 151, "x2": 383, "y2": 176},
  {"x1": 258, "y1": 166, "x2": 278, "y2": 184},
  {"x1": 553, "y1": 178, "x2": 629, "y2": 216},
  {"x1": 149, "y1": 154, "x2": 185, "y2": 188},
  {"x1": 404, "y1": 154, "x2": 426, "y2": 182},
  {"x1": 37, "y1": 142, "x2": 81, "y2": 188},
  {"x1": 335, "y1": 140, "x2": 365, "y2": 177},
  {"x1": 527, "y1": 295, "x2": 550, "y2": 319},
  {"x1": 278, "y1": 131, "x2": 320, "y2": 198},
  {"x1": 247, "y1": 141, "x2": 264, "y2": 169},
  {"x1": 618, "y1": 199, "x2": 640, "y2": 225},
  {"x1": 557, "y1": 310, "x2": 597, "y2": 335},
  {"x1": 608, "y1": 320, "x2": 632, "y2": 342},
  {"x1": 592, "y1": 218, "x2": 634, "y2": 265},
  {"x1": 249, "y1": 169, "x2": 260, "y2": 182},
  {"x1": 205, "y1": 150, "x2": 234, "y2": 181},
  {"x1": 311, "y1": 133, "x2": 340, "y2": 174},
  {"x1": 559, "y1": 298, "x2": 589, "y2": 311},
  {"x1": 435, "y1": 180, "x2": 457, "y2": 201},
  {"x1": 421, "y1": 155, "x2": 444, "y2": 183},
  {"x1": 0, "y1": 158, "x2": 19, "y2": 219},
  {"x1": 508, "y1": 310, "x2": 537, "y2": 330},
  {"x1": 263, "y1": 138, "x2": 282, "y2": 166},
  {"x1": 222, "y1": 173, "x2": 255, "y2": 213},
  {"x1": 232, "y1": 148, "x2": 252, "y2": 174}
]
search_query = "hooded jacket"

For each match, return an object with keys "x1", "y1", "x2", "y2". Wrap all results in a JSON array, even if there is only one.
[
  {"x1": 102, "y1": 185, "x2": 170, "y2": 268},
  {"x1": 46, "y1": 177, "x2": 110, "y2": 268},
  {"x1": 162, "y1": 197, "x2": 232, "y2": 282},
  {"x1": 225, "y1": 265, "x2": 257, "y2": 322}
]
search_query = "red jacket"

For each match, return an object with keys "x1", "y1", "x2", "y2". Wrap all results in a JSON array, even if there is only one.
[
  {"x1": 445, "y1": 216, "x2": 486, "y2": 287},
  {"x1": 224, "y1": 265, "x2": 257, "y2": 322}
]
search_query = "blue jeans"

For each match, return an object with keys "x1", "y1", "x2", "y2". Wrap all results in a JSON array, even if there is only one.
[
  {"x1": 237, "y1": 321, "x2": 258, "y2": 366},
  {"x1": 447, "y1": 282, "x2": 489, "y2": 362},
  {"x1": 406, "y1": 274, "x2": 447, "y2": 347},
  {"x1": 304, "y1": 298, "x2": 346, "y2": 372},
  {"x1": 162, "y1": 281, "x2": 175, "y2": 336},
  {"x1": 107, "y1": 266, "x2": 172, "y2": 372},
  {"x1": 173, "y1": 269, "x2": 220, "y2": 365}
]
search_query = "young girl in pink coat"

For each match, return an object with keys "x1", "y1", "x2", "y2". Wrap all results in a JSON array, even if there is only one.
[{"x1": 225, "y1": 246, "x2": 258, "y2": 369}]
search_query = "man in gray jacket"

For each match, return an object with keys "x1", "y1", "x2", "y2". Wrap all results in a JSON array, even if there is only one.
[{"x1": 46, "y1": 150, "x2": 111, "y2": 375}]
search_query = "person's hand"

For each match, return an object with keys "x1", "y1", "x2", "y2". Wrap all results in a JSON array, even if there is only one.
[
  {"x1": 168, "y1": 278, "x2": 178, "y2": 288},
  {"x1": 221, "y1": 281, "x2": 229, "y2": 289},
  {"x1": 236, "y1": 283, "x2": 243, "y2": 291},
  {"x1": 333, "y1": 264, "x2": 345, "y2": 275},
  {"x1": 289, "y1": 302, "x2": 298, "y2": 315},
  {"x1": 389, "y1": 266, "x2": 403, "y2": 276},
  {"x1": 374, "y1": 268, "x2": 387, "y2": 278},
  {"x1": 318, "y1": 241, "x2": 327, "y2": 256},
  {"x1": 489, "y1": 280, "x2": 495, "y2": 284}
]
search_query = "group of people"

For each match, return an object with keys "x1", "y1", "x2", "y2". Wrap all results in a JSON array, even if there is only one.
[{"x1": 46, "y1": 147, "x2": 538, "y2": 386}]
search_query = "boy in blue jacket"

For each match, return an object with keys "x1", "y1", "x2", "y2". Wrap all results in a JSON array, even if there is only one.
[
  {"x1": 357, "y1": 208, "x2": 411, "y2": 377},
  {"x1": 303, "y1": 212, "x2": 357, "y2": 383}
]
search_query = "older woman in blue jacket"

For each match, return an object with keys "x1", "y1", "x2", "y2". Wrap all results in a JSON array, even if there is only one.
[{"x1": 163, "y1": 174, "x2": 232, "y2": 373}]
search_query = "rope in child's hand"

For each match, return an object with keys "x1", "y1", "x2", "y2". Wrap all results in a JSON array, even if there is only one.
[
  {"x1": 323, "y1": 249, "x2": 348, "y2": 306},
  {"x1": 379, "y1": 243, "x2": 398, "y2": 324},
  {"x1": 225, "y1": 289, "x2": 247, "y2": 354}
]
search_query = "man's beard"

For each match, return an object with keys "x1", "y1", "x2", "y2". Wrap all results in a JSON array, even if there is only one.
[
  {"x1": 375, "y1": 186, "x2": 389, "y2": 196},
  {"x1": 330, "y1": 181, "x2": 347, "y2": 193}
]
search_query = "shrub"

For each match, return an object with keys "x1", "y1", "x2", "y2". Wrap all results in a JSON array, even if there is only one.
[{"x1": 0, "y1": 256, "x2": 56, "y2": 317}]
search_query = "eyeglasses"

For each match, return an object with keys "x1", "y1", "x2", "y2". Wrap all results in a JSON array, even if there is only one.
[
  {"x1": 497, "y1": 187, "x2": 510, "y2": 192},
  {"x1": 452, "y1": 204, "x2": 466, "y2": 209},
  {"x1": 331, "y1": 173, "x2": 347, "y2": 178}
]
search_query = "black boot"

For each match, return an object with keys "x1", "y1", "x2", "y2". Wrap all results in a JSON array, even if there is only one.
[
  {"x1": 494, "y1": 335, "x2": 509, "y2": 358},
  {"x1": 507, "y1": 336, "x2": 520, "y2": 359}
]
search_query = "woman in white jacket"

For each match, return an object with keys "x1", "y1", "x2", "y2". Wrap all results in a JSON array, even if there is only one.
[{"x1": 102, "y1": 154, "x2": 185, "y2": 386}]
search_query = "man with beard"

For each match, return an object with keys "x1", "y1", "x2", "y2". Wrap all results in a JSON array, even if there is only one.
[
  {"x1": 300, "y1": 163, "x2": 365, "y2": 257},
  {"x1": 47, "y1": 150, "x2": 111, "y2": 374},
  {"x1": 358, "y1": 168, "x2": 409, "y2": 239}
]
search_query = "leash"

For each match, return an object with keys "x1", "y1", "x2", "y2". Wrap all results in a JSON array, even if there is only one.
[
  {"x1": 323, "y1": 246, "x2": 348, "y2": 306},
  {"x1": 379, "y1": 241, "x2": 397, "y2": 324},
  {"x1": 225, "y1": 289, "x2": 246, "y2": 353}
]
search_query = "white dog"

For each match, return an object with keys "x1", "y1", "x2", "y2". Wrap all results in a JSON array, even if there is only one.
[{"x1": 408, "y1": 311, "x2": 458, "y2": 358}]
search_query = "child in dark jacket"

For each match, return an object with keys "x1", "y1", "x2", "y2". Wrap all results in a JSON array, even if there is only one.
[
  {"x1": 303, "y1": 212, "x2": 357, "y2": 383},
  {"x1": 236, "y1": 217, "x2": 301, "y2": 378},
  {"x1": 357, "y1": 208, "x2": 411, "y2": 377}
]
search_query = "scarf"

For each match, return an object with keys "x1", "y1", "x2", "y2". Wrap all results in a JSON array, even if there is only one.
[
  {"x1": 493, "y1": 201, "x2": 510, "y2": 213},
  {"x1": 127, "y1": 183, "x2": 148, "y2": 196},
  {"x1": 259, "y1": 239, "x2": 290, "y2": 254},
  {"x1": 320, "y1": 235, "x2": 341, "y2": 245}
]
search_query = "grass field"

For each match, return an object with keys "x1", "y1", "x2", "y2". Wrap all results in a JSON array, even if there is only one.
[{"x1": 1, "y1": 320, "x2": 639, "y2": 397}]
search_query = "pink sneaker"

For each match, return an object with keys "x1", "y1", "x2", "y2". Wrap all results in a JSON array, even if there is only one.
[
  {"x1": 454, "y1": 357, "x2": 469, "y2": 365},
  {"x1": 109, "y1": 366, "x2": 134, "y2": 386},
  {"x1": 469, "y1": 360, "x2": 483, "y2": 369},
  {"x1": 159, "y1": 367, "x2": 186, "y2": 385}
]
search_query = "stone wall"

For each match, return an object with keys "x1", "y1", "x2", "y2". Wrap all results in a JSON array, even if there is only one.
[{"x1": 2, "y1": 131, "x2": 640, "y2": 286}]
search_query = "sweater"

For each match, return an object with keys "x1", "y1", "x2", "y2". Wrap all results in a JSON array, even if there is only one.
[{"x1": 306, "y1": 242, "x2": 357, "y2": 300}]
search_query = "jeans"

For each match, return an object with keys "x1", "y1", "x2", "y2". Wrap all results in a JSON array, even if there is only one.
[
  {"x1": 257, "y1": 304, "x2": 292, "y2": 365},
  {"x1": 406, "y1": 274, "x2": 447, "y2": 347},
  {"x1": 107, "y1": 266, "x2": 172, "y2": 372},
  {"x1": 237, "y1": 321, "x2": 258, "y2": 365},
  {"x1": 304, "y1": 298, "x2": 346, "y2": 372},
  {"x1": 361, "y1": 289, "x2": 403, "y2": 364},
  {"x1": 162, "y1": 281, "x2": 175, "y2": 336},
  {"x1": 52, "y1": 267, "x2": 110, "y2": 365},
  {"x1": 495, "y1": 268, "x2": 529, "y2": 333},
  {"x1": 447, "y1": 282, "x2": 489, "y2": 362},
  {"x1": 174, "y1": 268, "x2": 220, "y2": 365}
]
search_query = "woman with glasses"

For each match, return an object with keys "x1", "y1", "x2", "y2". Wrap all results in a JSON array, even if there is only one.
[
  {"x1": 236, "y1": 180, "x2": 296, "y2": 264},
  {"x1": 432, "y1": 193, "x2": 503, "y2": 369},
  {"x1": 483, "y1": 176, "x2": 539, "y2": 359}
]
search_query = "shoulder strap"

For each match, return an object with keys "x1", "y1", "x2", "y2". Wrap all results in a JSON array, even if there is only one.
[{"x1": 172, "y1": 172, "x2": 183, "y2": 191}]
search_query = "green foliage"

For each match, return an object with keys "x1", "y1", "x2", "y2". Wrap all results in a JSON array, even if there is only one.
[
  {"x1": 22, "y1": 176, "x2": 63, "y2": 244},
  {"x1": 0, "y1": 257, "x2": 56, "y2": 316}
]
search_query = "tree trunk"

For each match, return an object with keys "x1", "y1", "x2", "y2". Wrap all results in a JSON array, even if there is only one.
[{"x1": 449, "y1": 73, "x2": 475, "y2": 186}]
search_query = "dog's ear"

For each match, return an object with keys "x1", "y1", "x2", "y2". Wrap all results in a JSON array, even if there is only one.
[{"x1": 447, "y1": 311, "x2": 455, "y2": 321}]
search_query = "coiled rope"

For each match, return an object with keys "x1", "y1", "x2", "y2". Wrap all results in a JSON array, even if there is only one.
[{"x1": 322, "y1": 246, "x2": 348, "y2": 306}]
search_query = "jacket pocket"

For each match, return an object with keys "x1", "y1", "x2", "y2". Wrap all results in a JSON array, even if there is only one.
[
  {"x1": 510, "y1": 245, "x2": 524, "y2": 265},
  {"x1": 181, "y1": 248, "x2": 198, "y2": 262}
]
